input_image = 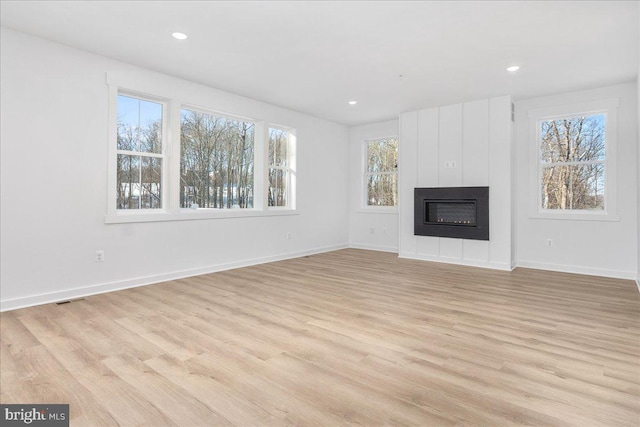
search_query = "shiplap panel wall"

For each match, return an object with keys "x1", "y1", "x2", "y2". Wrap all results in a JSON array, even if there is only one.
[
  {"x1": 398, "y1": 96, "x2": 513, "y2": 270},
  {"x1": 415, "y1": 108, "x2": 440, "y2": 258}
]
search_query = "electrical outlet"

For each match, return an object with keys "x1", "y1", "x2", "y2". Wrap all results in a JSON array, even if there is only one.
[
  {"x1": 444, "y1": 160, "x2": 457, "y2": 169},
  {"x1": 286, "y1": 232, "x2": 292, "y2": 240},
  {"x1": 95, "y1": 250, "x2": 105, "y2": 262},
  {"x1": 546, "y1": 239, "x2": 553, "y2": 247},
  {"x1": 369, "y1": 228, "x2": 375, "y2": 234}
]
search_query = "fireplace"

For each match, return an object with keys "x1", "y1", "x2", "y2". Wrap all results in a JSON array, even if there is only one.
[{"x1": 414, "y1": 187, "x2": 489, "y2": 240}]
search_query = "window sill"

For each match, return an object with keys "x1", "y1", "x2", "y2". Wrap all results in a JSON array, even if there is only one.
[
  {"x1": 356, "y1": 207, "x2": 399, "y2": 214},
  {"x1": 529, "y1": 210, "x2": 619, "y2": 222},
  {"x1": 105, "y1": 208, "x2": 299, "y2": 224}
]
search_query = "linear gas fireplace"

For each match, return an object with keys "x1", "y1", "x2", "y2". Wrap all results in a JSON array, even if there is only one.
[{"x1": 414, "y1": 187, "x2": 489, "y2": 240}]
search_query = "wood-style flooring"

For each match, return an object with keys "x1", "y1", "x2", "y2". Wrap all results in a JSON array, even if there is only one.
[{"x1": 1, "y1": 249, "x2": 639, "y2": 426}]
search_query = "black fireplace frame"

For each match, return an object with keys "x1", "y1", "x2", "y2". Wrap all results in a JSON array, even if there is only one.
[{"x1": 414, "y1": 187, "x2": 489, "y2": 240}]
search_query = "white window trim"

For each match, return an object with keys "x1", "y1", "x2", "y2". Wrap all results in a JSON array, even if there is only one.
[
  {"x1": 179, "y1": 103, "x2": 260, "y2": 211},
  {"x1": 107, "y1": 86, "x2": 171, "y2": 215},
  {"x1": 267, "y1": 125, "x2": 297, "y2": 210},
  {"x1": 361, "y1": 136, "x2": 398, "y2": 213},
  {"x1": 105, "y1": 75, "x2": 297, "y2": 224},
  {"x1": 527, "y1": 98, "x2": 619, "y2": 221}
]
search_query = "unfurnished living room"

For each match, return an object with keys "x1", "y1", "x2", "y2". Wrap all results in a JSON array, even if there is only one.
[{"x1": 1, "y1": 1, "x2": 639, "y2": 426}]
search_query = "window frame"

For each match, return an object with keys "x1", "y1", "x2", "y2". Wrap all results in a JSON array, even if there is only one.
[
  {"x1": 528, "y1": 99, "x2": 619, "y2": 221},
  {"x1": 113, "y1": 90, "x2": 168, "y2": 211},
  {"x1": 361, "y1": 136, "x2": 398, "y2": 212},
  {"x1": 105, "y1": 78, "x2": 297, "y2": 224},
  {"x1": 267, "y1": 125, "x2": 296, "y2": 210},
  {"x1": 107, "y1": 86, "x2": 171, "y2": 218},
  {"x1": 178, "y1": 103, "x2": 258, "y2": 211}
]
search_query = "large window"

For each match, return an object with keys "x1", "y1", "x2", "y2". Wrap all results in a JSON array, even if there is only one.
[
  {"x1": 107, "y1": 82, "x2": 296, "y2": 222},
  {"x1": 539, "y1": 114, "x2": 605, "y2": 210},
  {"x1": 529, "y1": 99, "x2": 618, "y2": 220},
  {"x1": 364, "y1": 137, "x2": 398, "y2": 207},
  {"x1": 180, "y1": 108, "x2": 254, "y2": 209},
  {"x1": 116, "y1": 94, "x2": 165, "y2": 209}
]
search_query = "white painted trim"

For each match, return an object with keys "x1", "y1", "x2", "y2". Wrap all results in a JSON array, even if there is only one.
[
  {"x1": 398, "y1": 252, "x2": 513, "y2": 271},
  {"x1": 105, "y1": 73, "x2": 299, "y2": 222},
  {"x1": 636, "y1": 279, "x2": 640, "y2": 293},
  {"x1": 528, "y1": 98, "x2": 619, "y2": 221},
  {"x1": 355, "y1": 209, "x2": 399, "y2": 215},
  {"x1": 108, "y1": 85, "x2": 171, "y2": 214},
  {"x1": 0, "y1": 244, "x2": 348, "y2": 312},
  {"x1": 349, "y1": 243, "x2": 398, "y2": 253},
  {"x1": 105, "y1": 209, "x2": 299, "y2": 224},
  {"x1": 517, "y1": 259, "x2": 636, "y2": 280},
  {"x1": 5, "y1": 245, "x2": 633, "y2": 312}
]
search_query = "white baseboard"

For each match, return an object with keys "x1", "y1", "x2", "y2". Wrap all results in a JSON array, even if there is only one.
[
  {"x1": 4, "y1": 245, "x2": 635, "y2": 312},
  {"x1": 348, "y1": 243, "x2": 398, "y2": 253},
  {"x1": 0, "y1": 243, "x2": 349, "y2": 312},
  {"x1": 517, "y1": 260, "x2": 637, "y2": 280},
  {"x1": 398, "y1": 252, "x2": 513, "y2": 271}
]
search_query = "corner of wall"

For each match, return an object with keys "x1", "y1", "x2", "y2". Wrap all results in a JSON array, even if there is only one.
[
  {"x1": 347, "y1": 119, "x2": 401, "y2": 253},
  {"x1": 637, "y1": 4, "x2": 640, "y2": 288}
]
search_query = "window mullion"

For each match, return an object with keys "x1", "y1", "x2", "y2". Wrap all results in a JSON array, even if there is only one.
[
  {"x1": 168, "y1": 100, "x2": 181, "y2": 214},
  {"x1": 116, "y1": 150, "x2": 163, "y2": 158},
  {"x1": 110, "y1": 86, "x2": 296, "y2": 219},
  {"x1": 253, "y1": 121, "x2": 266, "y2": 210},
  {"x1": 137, "y1": 154, "x2": 142, "y2": 209}
]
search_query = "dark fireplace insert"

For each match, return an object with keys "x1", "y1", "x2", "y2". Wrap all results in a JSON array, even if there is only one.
[{"x1": 414, "y1": 187, "x2": 489, "y2": 240}]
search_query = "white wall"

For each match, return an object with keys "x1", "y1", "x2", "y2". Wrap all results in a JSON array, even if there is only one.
[
  {"x1": 515, "y1": 83, "x2": 638, "y2": 279},
  {"x1": 0, "y1": 28, "x2": 350, "y2": 311},
  {"x1": 398, "y1": 96, "x2": 514, "y2": 270},
  {"x1": 348, "y1": 120, "x2": 399, "y2": 252}
]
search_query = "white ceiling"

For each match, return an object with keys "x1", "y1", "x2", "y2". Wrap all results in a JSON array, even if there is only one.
[{"x1": 1, "y1": 1, "x2": 637, "y2": 126}]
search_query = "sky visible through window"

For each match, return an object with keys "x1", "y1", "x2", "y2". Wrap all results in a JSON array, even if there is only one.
[
  {"x1": 117, "y1": 95, "x2": 162, "y2": 134},
  {"x1": 116, "y1": 94, "x2": 163, "y2": 209}
]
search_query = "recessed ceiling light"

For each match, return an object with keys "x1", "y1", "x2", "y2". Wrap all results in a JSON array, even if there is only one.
[
  {"x1": 506, "y1": 65, "x2": 521, "y2": 72},
  {"x1": 172, "y1": 32, "x2": 188, "y2": 40},
  {"x1": 348, "y1": 100, "x2": 358, "y2": 105}
]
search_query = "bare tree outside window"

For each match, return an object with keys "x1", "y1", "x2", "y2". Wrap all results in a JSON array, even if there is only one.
[
  {"x1": 180, "y1": 109, "x2": 254, "y2": 209},
  {"x1": 365, "y1": 138, "x2": 398, "y2": 206},
  {"x1": 268, "y1": 128, "x2": 290, "y2": 207},
  {"x1": 110, "y1": 88, "x2": 298, "y2": 220},
  {"x1": 539, "y1": 114, "x2": 605, "y2": 210}
]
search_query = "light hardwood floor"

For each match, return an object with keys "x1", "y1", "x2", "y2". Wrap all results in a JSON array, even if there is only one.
[{"x1": 1, "y1": 249, "x2": 639, "y2": 426}]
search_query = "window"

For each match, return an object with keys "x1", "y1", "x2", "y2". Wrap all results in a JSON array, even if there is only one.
[
  {"x1": 106, "y1": 79, "x2": 297, "y2": 223},
  {"x1": 539, "y1": 114, "x2": 605, "y2": 210},
  {"x1": 529, "y1": 99, "x2": 618, "y2": 220},
  {"x1": 180, "y1": 108, "x2": 254, "y2": 209},
  {"x1": 268, "y1": 127, "x2": 292, "y2": 207},
  {"x1": 364, "y1": 137, "x2": 398, "y2": 207},
  {"x1": 116, "y1": 93, "x2": 165, "y2": 209}
]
